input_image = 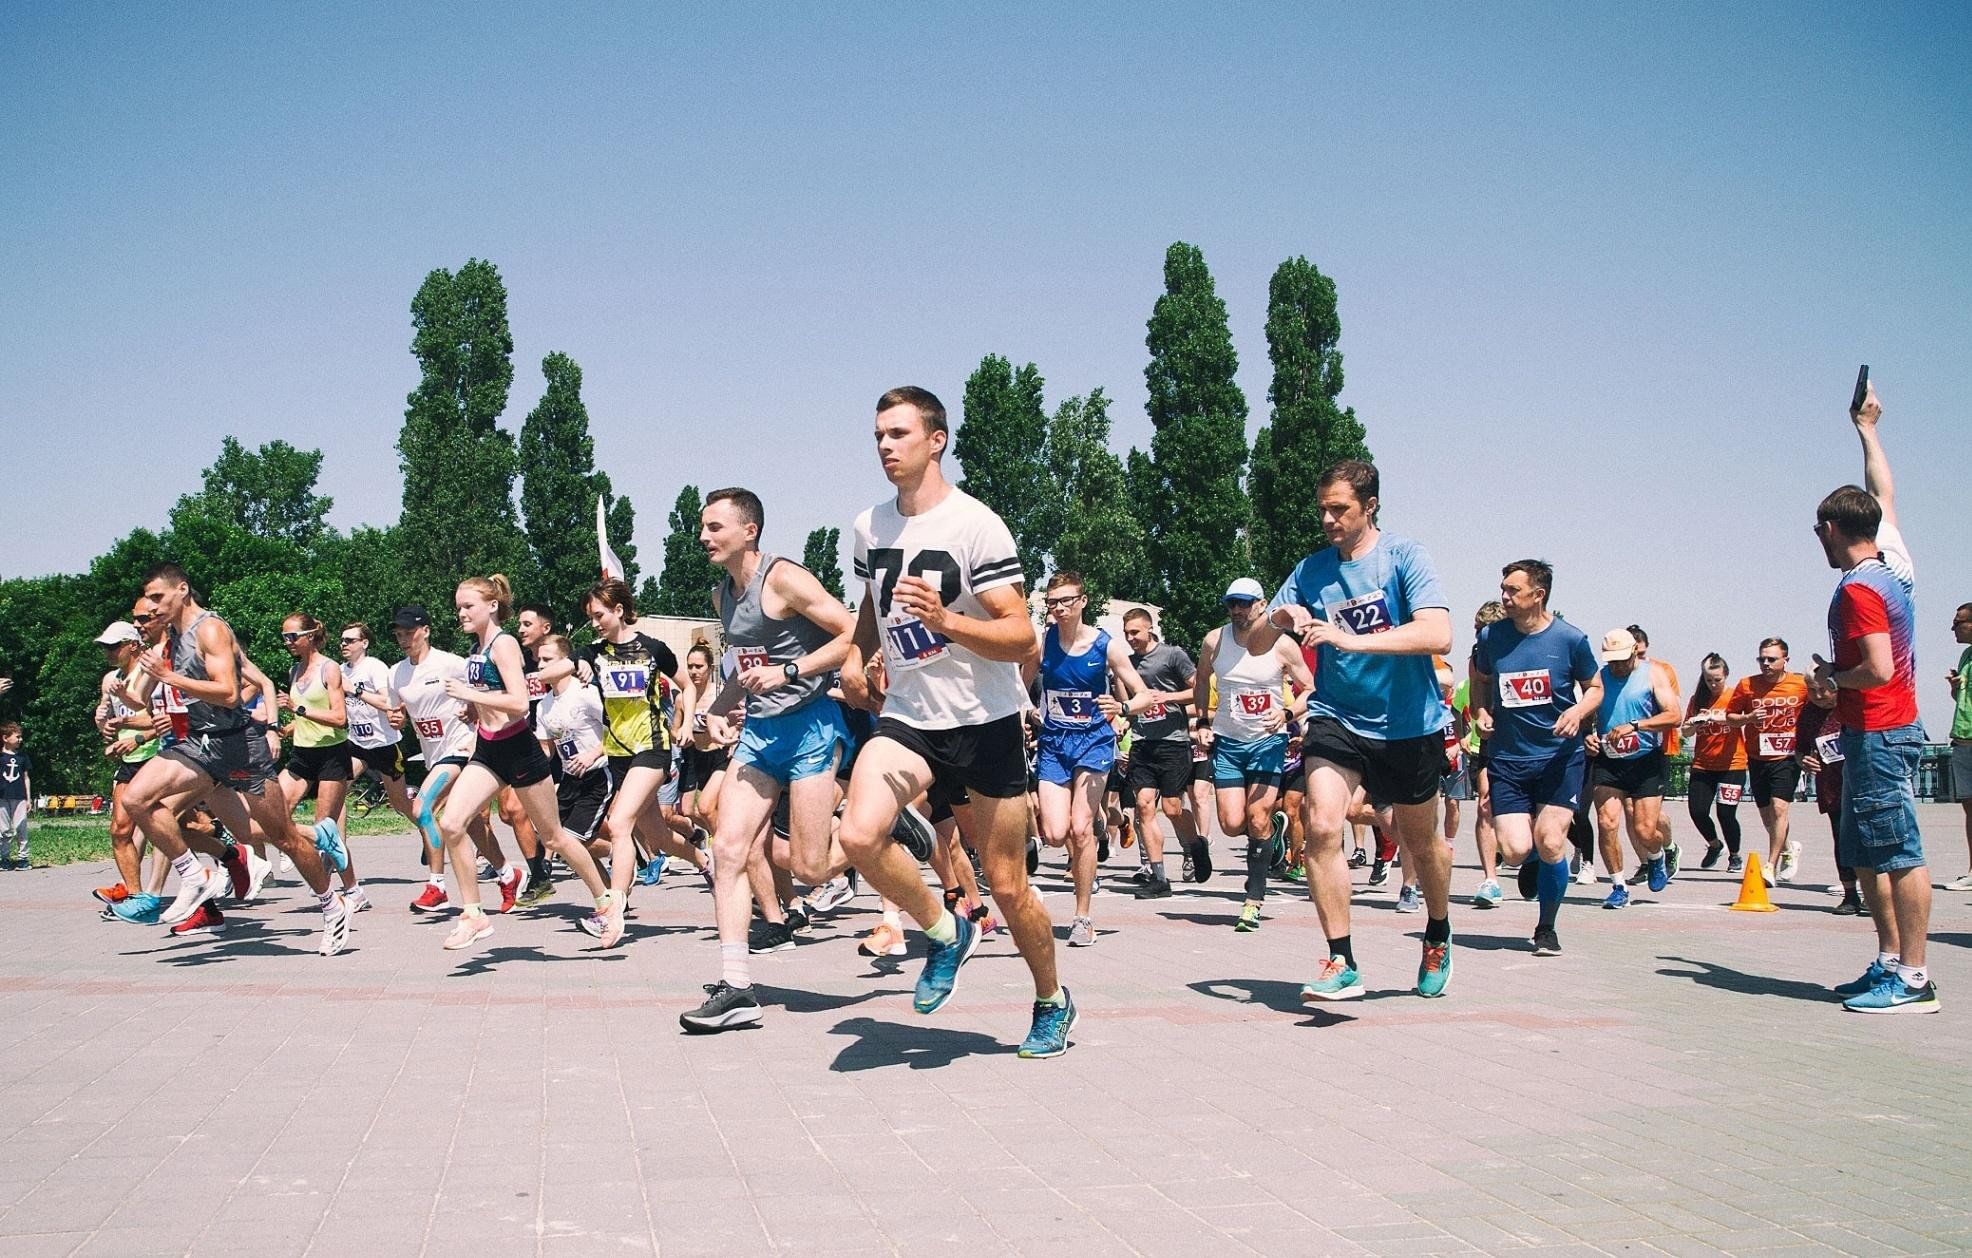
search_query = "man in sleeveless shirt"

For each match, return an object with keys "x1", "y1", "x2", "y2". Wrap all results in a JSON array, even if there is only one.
[
  {"x1": 680, "y1": 487, "x2": 857, "y2": 1033},
  {"x1": 1586, "y1": 628, "x2": 1681, "y2": 908}
]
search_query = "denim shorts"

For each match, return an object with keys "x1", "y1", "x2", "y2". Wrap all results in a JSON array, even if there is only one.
[
  {"x1": 1211, "y1": 732, "x2": 1286, "y2": 789},
  {"x1": 736, "y1": 701, "x2": 849, "y2": 785},
  {"x1": 1836, "y1": 722, "x2": 1926, "y2": 873}
]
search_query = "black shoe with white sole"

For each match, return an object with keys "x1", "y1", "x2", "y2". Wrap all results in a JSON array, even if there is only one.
[{"x1": 679, "y1": 981, "x2": 763, "y2": 1032}]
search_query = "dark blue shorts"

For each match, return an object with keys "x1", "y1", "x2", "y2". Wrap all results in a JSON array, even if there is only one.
[{"x1": 1488, "y1": 747, "x2": 1586, "y2": 817}]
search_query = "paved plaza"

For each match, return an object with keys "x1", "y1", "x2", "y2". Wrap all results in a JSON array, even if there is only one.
[{"x1": 1, "y1": 807, "x2": 1968, "y2": 1257}]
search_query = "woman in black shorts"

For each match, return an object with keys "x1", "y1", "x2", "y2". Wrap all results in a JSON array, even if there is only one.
[{"x1": 676, "y1": 642, "x2": 733, "y2": 836}]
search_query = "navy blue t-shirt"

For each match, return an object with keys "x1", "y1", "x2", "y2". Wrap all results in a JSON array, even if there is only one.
[
  {"x1": 0, "y1": 750, "x2": 30, "y2": 800},
  {"x1": 1473, "y1": 617, "x2": 1598, "y2": 767}
]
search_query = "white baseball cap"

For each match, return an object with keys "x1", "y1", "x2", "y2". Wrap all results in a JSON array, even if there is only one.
[
  {"x1": 1599, "y1": 628, "x2": 1639, "y2": 663},
  {"x1": 94, "y1": 621, "x2": 141, "y2": 646},
  {"x1": 1223, "y1": 578, "x2": 1266, "y2": 603}
]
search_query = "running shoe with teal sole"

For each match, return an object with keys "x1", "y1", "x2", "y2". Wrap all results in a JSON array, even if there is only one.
[
  {"x1": 1832, "y1": 959, "x2": 1895, "y2": 998},
  {"x1": 1301, "y1": 956, "x2": 1364, "y2": 1002},
  {"x1": 314, "y1": 818, "x2": 348, "y2": 873},
  {"x1": 914, "y1": 912, "x2": 980, "y2": 1014},
  {"x1": 1018, "y1": 989, "x2": 1078, "y2": 1059}
]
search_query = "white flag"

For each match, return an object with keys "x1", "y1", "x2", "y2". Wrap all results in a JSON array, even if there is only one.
[{"x1": 598, "y1": 494, "x2": 624, "y2": 582}]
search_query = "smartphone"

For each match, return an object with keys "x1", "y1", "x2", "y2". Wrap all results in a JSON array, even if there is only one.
[{"x1": 1851, "y1": 364, "x2": 1869, "y2": 412}]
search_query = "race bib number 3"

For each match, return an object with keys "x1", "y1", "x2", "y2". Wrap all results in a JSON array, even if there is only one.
[
  {"x1": 601, "y1": 666, "x2": 650, "y2": 698},
  {"x1": 883, "y1": 615, "x2": 949, "y2": 671},
  {"x1": 1235, "y1": 689, "x2": 1275, "y2": 717},
  {"x1": 1499, "y1": 670, "x2": 1551, "y2": 709},
  {"x1": 1045, "y1": 690, "x2": 1097, "y2": 724},
  {"x1": 1757, "y1": 731, "x2": 1795, "y2": 758},
  {"x1": 1327, "y1": 589, "x2": 1395, "y2": 635}
]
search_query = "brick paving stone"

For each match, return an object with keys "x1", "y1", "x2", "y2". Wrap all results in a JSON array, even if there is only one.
[{"x1": 2, "y1": 806, "x2": 1969, "y2": 1255}]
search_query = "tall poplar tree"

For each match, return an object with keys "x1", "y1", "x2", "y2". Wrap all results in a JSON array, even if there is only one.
[
  {"x1": 648, "y1": 485, "x2": 719, "y2": 618},
  {"x1": 395, "y1": 259, "x2": 528, "y2": 622},
  {"x1": 802, "y1": 526, "x2": 846, "y2": 601},
  {"x1": 1043, "y1": 389, "x2": 1148, "y2": 618},
  {"x1": 955, "y1": 355, "x2": 1052, "y2": 585},
  {"x1": 1249, "y1": 256, "x2": 1372, "y2": 586},
  {"x1": 518, "y1": 351, "x2": 640, "y2": 623},
  {"x1": 1139, "y1": 242, "x2": 1250, "y2": 647}
]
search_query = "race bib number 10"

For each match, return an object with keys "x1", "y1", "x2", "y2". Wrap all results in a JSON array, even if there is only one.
[
  {"x1": 883, "y1": 615, "x2": 949, "y2": 671},
  {"x1": 1499, "y1": 670, "x2": 1551, "y2": 709},
  {"x1": 1327, "y1": 589, "x2": 1395, "y2": 635}
]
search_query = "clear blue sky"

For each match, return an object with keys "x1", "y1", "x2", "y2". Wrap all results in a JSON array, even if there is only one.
[{"x1": 4, "y1": 4, "x2": 1968, "y2": 730}]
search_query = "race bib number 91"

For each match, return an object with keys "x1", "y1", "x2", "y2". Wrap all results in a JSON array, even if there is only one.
[
  {"x1": 601, "y1": 666, "x2": 650, "y2": 698},
  {"x1": 1327, "y1": 590, "x2": 1395, "y2": 635},
  {"x1": 1499, "y1": 670, "x2": 1551, "y2": 709}
]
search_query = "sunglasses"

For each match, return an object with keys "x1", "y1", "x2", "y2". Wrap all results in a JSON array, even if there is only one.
[
  {"x1": 280, "y1": 632, "x2": 307, "y2": 643},
  {"x1": 340, "y1": 636, "x2": 363, "y2": 645},
  {"x1": 1757, "y1": 656, "x2": 1783, "y2": 664},
  {"x1": 131, "y1": 615, "x2": 153, "y2": 625}
]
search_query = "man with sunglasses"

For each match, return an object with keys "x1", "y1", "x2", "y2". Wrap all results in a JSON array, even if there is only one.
[
  {"x1": 91, "y1": 614, "x2": 161, "y2": 904},
  {"x1": 1818, "y1": 379, "x2": 1934, "y2": 1013},
  {"x1": 1726, "y1": 637, "x2": 1808, "y2": 884}
]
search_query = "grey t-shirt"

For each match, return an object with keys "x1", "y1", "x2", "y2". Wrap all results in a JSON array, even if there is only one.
[{"x1": 1130, "y1": 642, "x2": 1195, "y2": 742}]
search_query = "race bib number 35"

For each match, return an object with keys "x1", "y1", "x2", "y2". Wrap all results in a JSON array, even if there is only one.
[
  {"x1": 883, "y1": 615, "x2": 949, "y2": 671},
  {"x1": 414, "y1": 717, "x2": 444, "y2": 740},
  {"x1": 1499, "y1": 670, "x2": 1551, "y2": 708},
  {"x1": 1327, "y1": 589, "x2": 1395, "y2": 635}
]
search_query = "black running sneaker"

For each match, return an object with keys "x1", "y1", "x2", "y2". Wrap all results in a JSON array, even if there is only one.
[
  {"x1": 1367, "y1": 859, "x2": 1389, "y2": 888},
  {"x1": 1133, "y1": 874, "x2": 1173, "y2": 900},
  {"x1": 679, "y1": 981, "x2": 763, "y2": 1033},
  {"x1": 1517, "y1": 858, "x2": 1539, "y2": 902},
  {"x1": 892, "y1": 805, "x2": 935, "y2": 862},
  {"x1": 1532, "y1": 927, "x2": 1561, "y2": 957},
  {"x1": 1700, "y1": 840, "x2": 1723, "y2": 870},
  {"x1": 748, "y1": 920, "x2": 797, "y2": 954},
  {"x1": 1190, "y1": 838, "x2": 1213, "y2": 882}
]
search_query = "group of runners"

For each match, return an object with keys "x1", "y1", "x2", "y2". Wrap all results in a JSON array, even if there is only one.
[{"x1": 19, "y1": 374, "x2": 1958, "y2": 1059}]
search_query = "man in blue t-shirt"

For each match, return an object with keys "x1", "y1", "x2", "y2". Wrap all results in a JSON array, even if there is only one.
[
  {"x1": 1268, "y1": 460, "x2": 1455, "y2": 1002},
  {"x1": 1468, "y1": 560, "x2": 1602, "y2": 956}
]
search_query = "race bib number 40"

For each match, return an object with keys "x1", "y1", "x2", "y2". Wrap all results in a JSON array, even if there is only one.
[
  {"x1": 883, "y1": 615, "x2": 949, "y2": 671},
  {"x1": 1327, "y1": 589, "x2": 1395, "y2": 635},
  {"x1": 1499, "y1": 670, "x2": 1551, "y2": 708}
]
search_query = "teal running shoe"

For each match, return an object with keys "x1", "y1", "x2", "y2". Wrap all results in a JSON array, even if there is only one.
[
  {"x1": 1843, "y1": 976, "x2": 1939, "y2": 1014},
  {"x1": 110, "y1": 892, "x2": 166, "y2": 925},
  {"x1": 1832, "y1": 958, "x2": 1896, "y2": 998},
  {"x1": 314, "y1": 818, "x2": 348, "y2": 873},
  {"x1": 913, "y1": 912, "x2": 980, "y2": 1014},
  {"x1": 1417, "y1": 937, "x2": 1453, "y2": 998},
  {"x1": 1473, "y1": 879, "x2": 1504, "y2": 908},
  {"x1": 635, "y1": 856, "x2": 665, "y2": 886},
  {"x1": 1018, "y1": 989, "x2": 1078, "y2": 1059},
  {"x1": 1301, "y1": 956, "x2": 1364, "y2": 1002}
]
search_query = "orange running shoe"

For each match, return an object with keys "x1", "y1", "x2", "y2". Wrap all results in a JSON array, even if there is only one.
[
  {"x1": 858, "y1": 921, "x2": 907, "y2": 958},
  {"x1": 92, "y1": 882, "x2": 132, "y2": 906}
]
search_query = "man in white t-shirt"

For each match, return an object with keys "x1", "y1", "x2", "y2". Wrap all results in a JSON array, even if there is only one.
[
  {"x1": 835, "y1": 385, "x2": 1073, "y2": 1059},
  {"x1": 338, "y1": 621, "x2": 419, "y2": 830}
]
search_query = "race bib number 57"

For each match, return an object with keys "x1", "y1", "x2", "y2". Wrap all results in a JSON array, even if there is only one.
[{"x1": 1327, "y1": 590, "x2": 1395, "y2": 635}]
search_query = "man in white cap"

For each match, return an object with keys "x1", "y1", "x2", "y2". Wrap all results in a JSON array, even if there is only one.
[
  {"x1": 1192, "y1": 576, "x2": 1312, "y2": 933},
  {"x1": 91, "y1": 616, "x2": 164, "y2": 905},
  {"x1": 1587, "y1": 627, "x2": 1681, "y2": 907}
]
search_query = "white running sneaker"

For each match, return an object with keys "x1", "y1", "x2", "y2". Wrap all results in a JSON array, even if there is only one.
[
  {"x1": 1574, "y1": 863, "x2": 1597, "y2": 886},
  {"x1": 160, "y1": 864, "x2": 223, "y2": 926},
  {"x1": 1945, "y1": 872, "x2": 1972, "y2": 892},
  {"x1": 1068, "y1": 916, "x2": 1096, "y2": 947},
  {"x1": 270, "y1": 850, "x2": 292, "y2": 881},
  {"x1": 809, "y1": 875, "x2": 856, "y2": 914},
  {"x1": 244, "y1": 846, "x2": 272, "y2": 901},
  {"x1": 343, "y1": 885, "x2": 372, "y2": 913},
  {"x1": 1777, "y1": 840, "x2": 1800, "y2": 884},
  {"x1": 319, "y1": 894, "x2": 351, "y2": 957},
  {"x1": 443, "y1": 912, "x2": 493, "y2": 950}
]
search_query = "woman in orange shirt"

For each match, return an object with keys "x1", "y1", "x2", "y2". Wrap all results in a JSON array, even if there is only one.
[{"x1": 1683, "y1": 653, "x2": 1749, "y2": 873}]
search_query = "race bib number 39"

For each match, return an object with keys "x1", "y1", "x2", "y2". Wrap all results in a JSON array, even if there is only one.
[
  {"x1": 1500, "y1": 670, "x2": 1551, "y2": 709},
  {"x1": 1327, "y1": 589, "x2": 1395, "y2": 635},
  {"x1": 722, "y1": 645, "x2": 771, "y2": 679},
  {"x1": 883, "y1": 615, "x2": 948, "y2": 671},
  {"x1": 1235, "y1": 689, "x2": 1275, "y2": 717}
]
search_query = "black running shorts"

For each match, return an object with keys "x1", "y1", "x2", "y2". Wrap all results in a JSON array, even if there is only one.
[{"x1": 874, "y1": 713, "x2": 1029, "y2": 800}]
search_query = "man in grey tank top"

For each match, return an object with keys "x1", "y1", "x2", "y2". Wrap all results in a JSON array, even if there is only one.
[{"x1": 680, "y1": 488, "x2": 858, "y2": 1033}]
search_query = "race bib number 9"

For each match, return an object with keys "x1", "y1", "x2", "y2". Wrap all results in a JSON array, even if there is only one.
[
  {"x1": 601, "y1": 666, "x2": 650, "y2": 698},
  {"x1": 883, "y1": 615, "x2": 949, "y2": 671},
  {"x1": 1499, "y1": 670, "x2": 1551, "y2": 709},
  {"x1": 1235, "y1": 688, "x2": 1275, "y2": 717},
  {"x1": 557, "y1": 737, "x2": 580, "y2": 761},
  {"x1": 414, "y1": 717, "x2": 444, "y2": 740},
  {"x1": 1045, "y1": 690, "x2": 1097, "y2": 724},
  {"x1": 723, "y1": 645, "x2": 771, "y2": 679},
  {"x1": 1757, "y1": 731, "x2": 1795, "y2": 758},
  {"x1": 1327, "y1": 589, "x2": 1395, "y2": 635},
  {"x1": 1605, "y1": 729, "x2": 1642, "y2": 756},
  {"x1": 1814, "y1": 732, "x2": 1845, "y2": 764}
]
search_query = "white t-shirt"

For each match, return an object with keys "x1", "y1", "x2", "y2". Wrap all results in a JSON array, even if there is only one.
[
  {"x1": 341, "y1": 656, "x2": 401, "y2": 750},
  {"x1": 388, "y1": 649, "x2": 474, "y2": 765},
  {"x1": 537, "y1": 685, "x2": 605, "y2": 767},
  {"x1": 851, "y1": 486, "x2": 1029, "y2": 730}
]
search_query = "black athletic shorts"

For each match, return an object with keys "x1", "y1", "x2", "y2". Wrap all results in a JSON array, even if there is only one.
[
  {"x1": 875, "y1": 713, "x2": 1029, "y2": 800},
  {"x1": 349, "y1": 742, "x2": 406, "y2": 780},
  {"x1": 1301, "y1": 716, "x2": 1444, "y2": 808},
  {"x1": 927, "y1": 777, "x2": 971, "y2": 825},
  {"x1": 608, "y1": 748, "x2": 671, "y2": 783},
  {"x1": 164, "y1": 727, "x2": 256, "y2": 794},
  {"x1": 557, "y1": 766, "x2": 613, "y2": 840},
  {"x1": 678, "y1": 746, "x2": 730, "y2": 794},
  {"x1": 1747, "y1": 757, "x2": 1802, "y2": 808},
  {"x1": 470, "y1": 728, "x2": 553, "y2": 789},
  {"x1": 1282, "y1": 759, "x2": 1307, "y2": 795},
  {"x1": 1591, "y1": 749, "x2": 1667, "y2": 798},
  {"x1": 1190, "y1": 754, "x2": 1213, "y2": 784},
  {"x1": 113, "y1": 759, "x2": 147, "y2": 786},
  {"x1": 286, "y1": 741, "x2": 352, "y2": 784},
  {"x1": 1126, "y1": 738, "x2": 1192, "y2": 798},
  {"x1": 1105, "y1": 763, "x2": 1128, "y2": 797}
]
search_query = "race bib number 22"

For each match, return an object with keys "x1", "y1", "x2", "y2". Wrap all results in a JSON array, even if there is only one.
[{"x1": 1327, "y1": 589, "x2": 1395, "y2": 635}]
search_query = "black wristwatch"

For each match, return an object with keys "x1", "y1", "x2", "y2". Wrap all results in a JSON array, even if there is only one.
[{"x1": 783, "y1": 662, "x2": 800, "y2": 683}]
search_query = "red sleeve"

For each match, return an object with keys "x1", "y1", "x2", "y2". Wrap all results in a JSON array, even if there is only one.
[{"x1": 1836, "y1": 584, "x2": 1888, "y2": 643}]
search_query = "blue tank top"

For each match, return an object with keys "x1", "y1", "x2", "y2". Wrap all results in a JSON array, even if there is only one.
[
  {"x1": 1597, "y1": 663, "x2": 1662, "y2": 760},
  {"x1": 1040, "y1": 625, "x2": 1114, "y2": 740},
  {"x1": 466, "y1": 629, "x2": 526, "y2": 737}
]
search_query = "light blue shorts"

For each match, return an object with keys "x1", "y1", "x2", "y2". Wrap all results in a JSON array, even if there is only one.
[
  {"x1": 736, "y1": 702, "x2": 850, "y2": 785},
  {"x1": 1211, "y1": 733, "x2": 1287, "y2": 789}
]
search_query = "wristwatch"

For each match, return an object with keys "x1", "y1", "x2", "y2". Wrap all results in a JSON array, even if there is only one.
[{"x1": 783, "y1": 662, "x2": 800, "y2": 683}]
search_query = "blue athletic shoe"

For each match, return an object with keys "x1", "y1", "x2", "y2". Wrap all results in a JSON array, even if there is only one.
[
  {"x1": 1018, "y1": 988, "x2": 1078, "y2": 1059},
  {"x1": 1832, "y1": 959, "x2": 1896, "y2": 998},
  {"x1": 1842, "y1": 975, "x2": 1940, "y2": 1014},
  {"x1": 1646, "y1": 854, "x2": 1668, "y2": 893},
  {"x1": 635, "y1": 856, "x2": 666, "y2": 886},
  {"x1": 1417, "y1": 937, "x2": 1453, "y2": 998},
  {"x1": 109, "y1": 892, "x2": 165, "y2": 924},
  {"x1": 314, "y1": 818, "x2": 348, "y2": 873},
  {"x1": 1602, "y1": 883, "x2": 1630, "y2": 910},
  {"x1": 913, "y1": 912, "x2": 980, "y2": 1014}
]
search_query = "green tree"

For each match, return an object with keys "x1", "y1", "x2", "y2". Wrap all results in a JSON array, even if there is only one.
[
  {"x1": 174, "y1": 437, "x2": 335, "y2": 547},
  {"x1": 1139, "y1": 242, "x2": 1251, "y2": 648},
  {"x1": 1249, "y1": 256, "x2": 1373, "y2": 587},
  {"x1": 1044, "y1": 389, "x2": 1149, "y2": 619},
  {"x1": 394, "y1": 258, "x2": 529, "y2": 626},
  {"x1": 648, "y1": 486, "x2": 719, "y2": 618},
  {"x1": 518, "y1": 351, "x2": 640, "y2": 624},
  {"x1": 802, "y1": 526, "x2": 846, "y2": 601},
  {"x1": 955, "y1": 355, "x2": 1053, "y2": 584}
]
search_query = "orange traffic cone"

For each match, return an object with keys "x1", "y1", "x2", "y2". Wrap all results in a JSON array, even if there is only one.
[{"x1": 1729, "y1": 851, "x2": 1777, "y2": 912}]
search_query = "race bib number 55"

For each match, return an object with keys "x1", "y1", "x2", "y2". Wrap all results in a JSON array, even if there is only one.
[{"x1": 1327, "y1": 589, "x2": 1395, "y2": 635}]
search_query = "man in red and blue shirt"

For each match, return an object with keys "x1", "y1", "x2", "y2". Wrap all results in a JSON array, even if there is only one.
[{"x1": 1816, "y1": 379, "x2": 1935, "y2": 1014}]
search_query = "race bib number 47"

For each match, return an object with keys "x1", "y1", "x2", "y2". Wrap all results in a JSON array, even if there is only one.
[
  {"x1": 1499, "y1": 670, "x2": 1551, "y2": 708},
  {"x1": 1327, "y1": 589, "x2": 1395, "y2": 635}
]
